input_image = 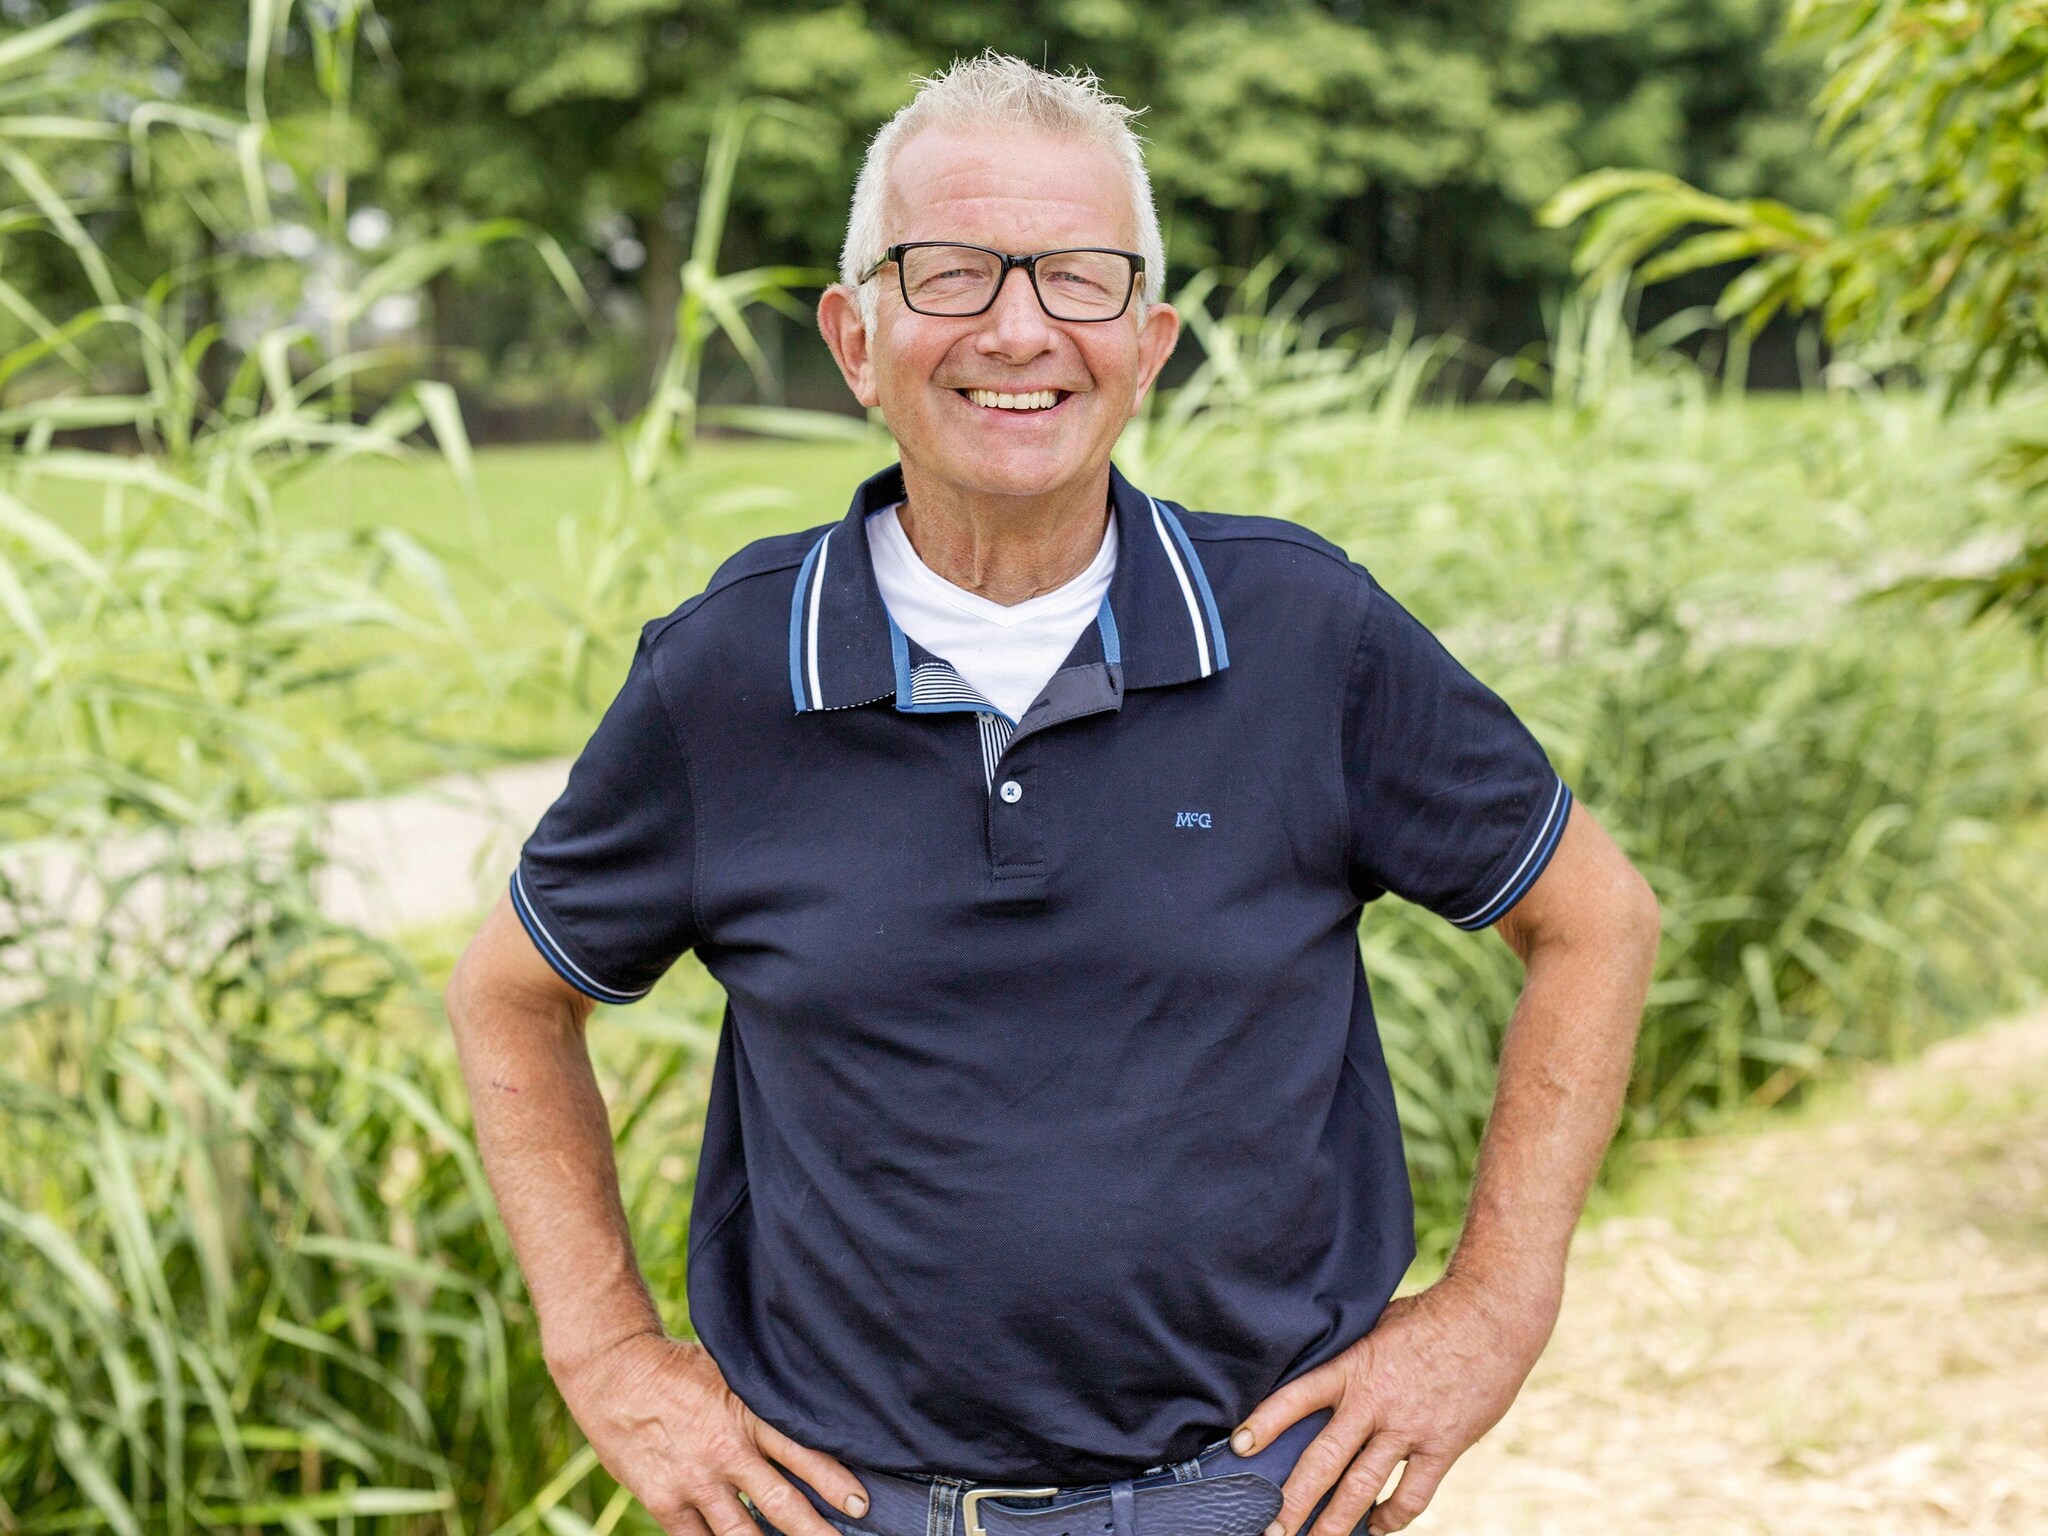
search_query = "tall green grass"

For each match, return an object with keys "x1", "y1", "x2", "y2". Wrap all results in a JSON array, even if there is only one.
[
  {"x1": 2, "y1": 9, "x2": 717, "y2": 1532},
  {"x1": 0, "y1": 827, "x2": 714, "y2": 1536}
]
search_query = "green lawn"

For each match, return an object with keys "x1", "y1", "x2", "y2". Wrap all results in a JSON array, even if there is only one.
[
  {"x1": 279, "y1": 436, "x2": 895, "y2": 601},
  {"x1": 277, "y1": 387, "x2": 2029, "y2": 658}
]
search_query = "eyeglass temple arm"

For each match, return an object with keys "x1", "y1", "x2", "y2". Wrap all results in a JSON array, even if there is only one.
[{"x1": 856, "y1": 245, "x2": 902, "y2": 283}]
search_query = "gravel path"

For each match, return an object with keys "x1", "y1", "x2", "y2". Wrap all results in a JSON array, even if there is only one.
[
  {"x1": 0, "y1": 759, "x2": 570, "y2": 952},
  {"x1": 1413, "y1": 1008, "x2": 2048, "y2": 1535}
]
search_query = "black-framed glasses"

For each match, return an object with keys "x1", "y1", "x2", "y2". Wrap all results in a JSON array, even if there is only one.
[{"x1": 858, "y1": 241, "x2": 1144, "y2": 322}]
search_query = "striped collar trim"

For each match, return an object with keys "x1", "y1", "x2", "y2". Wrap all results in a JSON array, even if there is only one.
[
  {"x1": 888, "y1": 601, "x2": 1119, "y2": 724},
  {"x1": 887, "y1": 649, "x2": 1019, "y2": 790},
  {"x1": 789, "y1": 462, "x2": 1227, "y2": 713}
]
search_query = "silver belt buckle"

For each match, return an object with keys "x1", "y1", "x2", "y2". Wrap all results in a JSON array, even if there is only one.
[{"x1": 961, "y1": 1486, "x2": 1059, "y2": 1536}]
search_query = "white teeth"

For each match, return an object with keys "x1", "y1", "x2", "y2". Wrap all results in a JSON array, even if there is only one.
[{"x1": 965, "y1": 388, "x2": 1060, "y2": 411}]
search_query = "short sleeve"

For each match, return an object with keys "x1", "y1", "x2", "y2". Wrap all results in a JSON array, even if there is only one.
[
  {"x1": 1344, "y1": 576, "x2": 1572, "y2": 930},
  {"x1": 509, "y1": 629, "x2": 698, "y2": 1002}
]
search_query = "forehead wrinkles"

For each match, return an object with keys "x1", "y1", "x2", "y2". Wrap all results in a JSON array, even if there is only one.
[
  {"x1": 919, "y1": 193, "x2": 1130, "y2": 249},
  {"x1": 884, "y1": 134, "x2": 1135, "y2": 250}
]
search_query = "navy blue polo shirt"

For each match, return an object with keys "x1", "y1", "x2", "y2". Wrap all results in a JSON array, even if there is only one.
[{"x1": 511, "y1": 462, "x2": 1570, "y2": 1485}]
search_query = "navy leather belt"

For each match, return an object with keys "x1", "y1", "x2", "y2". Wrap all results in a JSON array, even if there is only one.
[{"x1": 780, "y1": 1411, "x2": 1335, "y2": 1536}]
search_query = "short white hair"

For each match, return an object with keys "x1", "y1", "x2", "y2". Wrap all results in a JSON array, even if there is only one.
[{"x1": 841, "y1": 52, "x2": 1165, "y2": 328}]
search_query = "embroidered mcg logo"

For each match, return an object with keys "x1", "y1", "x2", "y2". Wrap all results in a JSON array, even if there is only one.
[{"x1": 1174, "y1": 811, "x2": 1213, "y2": 829}]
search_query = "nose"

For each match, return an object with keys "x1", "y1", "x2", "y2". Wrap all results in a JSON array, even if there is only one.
[{"x1": 973, "y1": 263, "x2": 1058, "y2": 362}]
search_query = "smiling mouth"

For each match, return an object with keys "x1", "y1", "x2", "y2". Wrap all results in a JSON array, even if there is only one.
[{"x1": 957, "y1": 387, "x2": 1071, "y2": 412}]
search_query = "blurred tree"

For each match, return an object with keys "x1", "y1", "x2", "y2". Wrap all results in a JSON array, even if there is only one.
[
  {"x1": 1543, "y1": 0, "x2": 2048, "y2": 627},
  {"x1": 1143, "y1": 0, "x2": 1833, "y2": 334},
  {"x1": 3, "y1": 0, "x2": 1831, "y2": 406},
  {"x1": 354, "y1": 2, "x2": 913, "y2": 379},
  {"x1": 349, "y1": 0, "x2": 1829, "y2": 373}
]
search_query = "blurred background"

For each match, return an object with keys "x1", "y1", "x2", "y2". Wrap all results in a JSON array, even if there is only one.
[
  {"x1": 0, "y1": 0, "x2": 1851, "y2": 431},
  {"x1": 2, "y1": 2, "x2": 2045, "y2": 1534}
]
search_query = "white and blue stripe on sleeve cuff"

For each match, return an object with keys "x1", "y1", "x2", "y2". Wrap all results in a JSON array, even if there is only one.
[
  {"x1": 1446, "y1": 778, "x2": 1574, "y2": 931},
  {"x1": 508, "y1": 864, "x2": 652, "y2": 1004}
]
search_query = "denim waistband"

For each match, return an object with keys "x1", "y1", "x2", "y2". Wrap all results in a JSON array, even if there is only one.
[{"x1": 776, "y1": 1409, "x2": 1335, "y2": 1536}]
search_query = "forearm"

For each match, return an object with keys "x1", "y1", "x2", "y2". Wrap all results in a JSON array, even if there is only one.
[
  {"x1": 1450, "y1": 821, "x2": 1659, "y2": 1310},
  {"x1": 445, "y1": 905, "x2": 866, "y2": 1536},
  {"x1": 1242, "y1": 824, "x2": 1658, "y2": 1536},
  {"x1": 446, "y1": 915, "x2": 662, "y2": 1375},
  {"x1": 1448, "y1": 942, "x2": 1650, "y2": 1307}
]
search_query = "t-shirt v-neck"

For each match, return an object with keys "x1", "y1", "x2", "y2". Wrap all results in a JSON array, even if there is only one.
[{"x1": 865, "y1": 501, "x2": 1117, "y2": 722}]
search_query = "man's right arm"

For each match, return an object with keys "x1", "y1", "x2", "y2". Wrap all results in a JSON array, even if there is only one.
[{"x1": 445, "y1": 895, "x2": 869, "y2": 1536}]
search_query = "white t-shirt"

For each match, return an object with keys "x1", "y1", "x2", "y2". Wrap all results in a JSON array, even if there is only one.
[{"x1": 866, "y1": 501, "x2": 1117, "y2": 723}]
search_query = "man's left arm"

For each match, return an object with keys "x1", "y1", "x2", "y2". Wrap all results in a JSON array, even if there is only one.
[{"x1": 1230, "y1": 801, "x2": 1661, "y2": 1536}]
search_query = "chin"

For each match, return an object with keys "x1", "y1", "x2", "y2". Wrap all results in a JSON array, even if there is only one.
[
  {"x1": 953, "y1": 457, "x2": 1088, "y2": 500},
  {"x1": 925, "y1": 435, "x2": 1102, "y2": 500}
]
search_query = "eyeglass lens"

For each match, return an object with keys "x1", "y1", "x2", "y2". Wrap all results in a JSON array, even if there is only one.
[{"x1": 900, "y1": 245, "x2": 1135, "y2": 319}]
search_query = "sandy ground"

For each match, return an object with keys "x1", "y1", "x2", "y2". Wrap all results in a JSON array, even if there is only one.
[
  {"x1": 1414, "y1": 1008, "x2": 2048, "y2": 1535},
  {"x1": 0, "y1": 758, "x2": 573, "y2": 942},
  {"x1": 314, "y1": 758, "x2": 569, "y2": 933}
]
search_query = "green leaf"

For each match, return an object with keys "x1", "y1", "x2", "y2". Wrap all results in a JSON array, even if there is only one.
[
  {"x1": 0, "y1": 117, "x2": 126, "y2": 142},
  {"x1": 0, "y1": 146, "x2": 119, "y2": 304},
  {"x1": 342, "y1": 221, "x2": 590, "y2": 326},
  {"x1": 484, "y1": 1446, "x2": 602, "y2": 1536},
  {"x1": 0, "y1": 2, "x2": 169, "y2": 79},
  {"x1": 203, "y1": 1489, "x2": 455, "y2": 1523},
  {"x1": 697, "y1": 404, "x2": 884, "y2": 442}
]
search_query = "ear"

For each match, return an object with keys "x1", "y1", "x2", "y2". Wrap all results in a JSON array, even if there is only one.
[
  {"x1": 817, "y1": 284, "x2": 881, "y2": 409},
  {"x1": 1126, "y1": 300, "x2": 1181, "y2": 417}
]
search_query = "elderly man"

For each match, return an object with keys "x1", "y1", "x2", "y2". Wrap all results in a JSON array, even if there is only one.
[{"x1": 445, "y1": 52, "x2": 1659, "y2": 1536}]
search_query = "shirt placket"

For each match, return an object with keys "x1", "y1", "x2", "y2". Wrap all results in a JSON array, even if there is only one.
[{"x1": 984, "y1": 661, "x2": 1123, "y2": 891}]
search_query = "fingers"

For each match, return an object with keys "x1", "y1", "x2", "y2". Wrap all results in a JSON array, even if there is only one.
[
  {"x1": 642, "y1": 1494, "x2": 719, "y2": 1536},
  {"x1": 729, "y1": 1459, "x2": 847, "y2": 1536},
  {"x1": 1271, "y1": 1408, "x2": 1373, "y2": 1536},
  {"x1": 697, "y1": 1488, "x2": 779, "y2": 1536},
  {"x1": 754, "y1": 1420, "x2": 871, "y2": 1520},
  {"x1": 1306, "y1": 1434, "x2": 1406, "y2": 1536},
  {"x1": 1229, "y1": 1358, "x2": 1344, "y2": 1457},
  {"x1": 1365, "y1": 1450, "x2": 1450, "y2": 1535}
]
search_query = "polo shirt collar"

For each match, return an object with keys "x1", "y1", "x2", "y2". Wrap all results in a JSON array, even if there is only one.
[{"x1": 789, "y1": 461, "x2": 1228, "y2": 713}]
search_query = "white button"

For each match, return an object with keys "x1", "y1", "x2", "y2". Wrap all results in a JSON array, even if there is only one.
[{"x1": 998, "y1": 779, "x2": 1023, "y2": 804}]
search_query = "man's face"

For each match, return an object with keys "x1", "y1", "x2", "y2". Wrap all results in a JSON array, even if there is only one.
[{"x1": 819, "y1": 127, "x2": 1180, "y2": 502}]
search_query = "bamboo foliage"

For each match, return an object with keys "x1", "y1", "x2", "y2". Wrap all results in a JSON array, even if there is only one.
[
  {"x1": 535, "y1": 95, "x2": 877, "y2": 708},
  {"x1": 0, "y1": 11, "x2": 689, "y2": 1533},
  {"x1": 1538, "y1": 0, "x2": 2048, "y2": 628},
  {"x1": 0, "y1": 0, "x2": 598, "y2": 825},
  {"x1": 1540, "y1": 0, "x2": 2048, "y2": 397},
  {"x1": 0, "y1": 821, "x2": 708, "y2": 1536}
]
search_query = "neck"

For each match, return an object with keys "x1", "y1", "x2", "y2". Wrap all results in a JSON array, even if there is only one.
[{"x1": 894, "y1": 462, "x2": 1112, "y2": 605}]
